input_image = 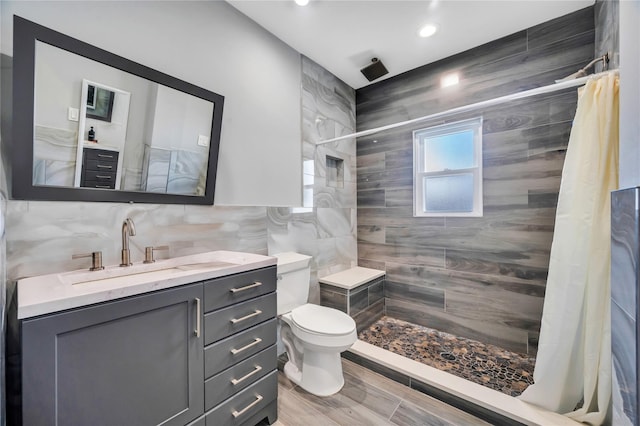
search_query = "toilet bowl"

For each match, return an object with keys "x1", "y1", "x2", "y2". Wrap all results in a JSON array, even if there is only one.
[{"x1": 274, "y1": 252, "x2": 357, "y2": 396}]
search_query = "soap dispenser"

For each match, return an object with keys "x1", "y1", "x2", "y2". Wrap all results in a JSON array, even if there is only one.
[{"x1": 88, "y1": 126, "x2": 95, "y2": 141}]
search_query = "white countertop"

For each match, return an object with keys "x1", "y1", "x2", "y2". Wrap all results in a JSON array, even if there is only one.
[
  {"x1": 319, "y1": 266, "x2": 385, "y2": 290},
  {"x1": 17, "y1": 251, "x2": 276, "y2": 319}
]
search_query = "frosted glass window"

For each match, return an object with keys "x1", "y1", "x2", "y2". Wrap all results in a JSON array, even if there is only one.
[
  {"x1": 424, "y1": 131, "x2": 474, "y2": 172},
  {"x1": 413, "y1": 117, "x2": 483, "y2": 217},
  {"x1": 424, "y1": 174, "x2": 474, "y2": 212}
]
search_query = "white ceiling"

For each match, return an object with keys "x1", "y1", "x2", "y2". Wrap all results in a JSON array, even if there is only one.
[{"x1": 227, "y1": 0, "x2": 595, "y2": 89}]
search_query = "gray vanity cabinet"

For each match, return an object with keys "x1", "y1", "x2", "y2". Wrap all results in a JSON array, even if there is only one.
[{"x1": 20, "y1": 283, "x2": 204, "y2": 426}]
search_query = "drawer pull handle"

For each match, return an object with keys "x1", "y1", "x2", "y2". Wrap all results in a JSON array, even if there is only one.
[
  {"x1": 96, "y1": 165, "x2": 113, "y2": 169},
  {"x1": 96, "y1": 175, "x2": 112, "y2": 179},
  {"x1": 97, "y1": 154, "x2": 114, "y2": 158},
  {"x1": 229, "y1": 281, "x2": 262, "y2": 293},
  {"x1": 95, "y1": 185, "x2": 111, "y2": 189},
  {"x1": 230, "y1": 338, "x2": 262, "y2": 355},
  {"x1": 232, "y1": 395, "x2": 263, "y2": 418},
  {"x1": 194, "y1": 298, "x2": 201, "y2": 338},
  {"x1": 230, "y1": 310, "x2": 262, "y2": 324},
  {"x1": 230, "y1": 365, "x2": 263, "y2": 385}
]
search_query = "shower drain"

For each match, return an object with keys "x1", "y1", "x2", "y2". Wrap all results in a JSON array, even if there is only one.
[{"x1": 439, "y1": 351, "x2": 457, "y2": 361}]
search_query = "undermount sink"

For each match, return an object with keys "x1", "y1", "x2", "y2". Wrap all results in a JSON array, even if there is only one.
[{"x1": 59, "y1": 258, "x2": 238, "y2": 286}]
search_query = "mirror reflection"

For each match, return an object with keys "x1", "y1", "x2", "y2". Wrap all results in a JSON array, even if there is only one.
[{"x1": 32, "y1": 40, "x2": 214, "y2": 196}]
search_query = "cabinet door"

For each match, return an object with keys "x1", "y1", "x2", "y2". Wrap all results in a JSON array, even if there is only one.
[{"x1": 21, "y1": 283, "x2": 204, "y2": 426}]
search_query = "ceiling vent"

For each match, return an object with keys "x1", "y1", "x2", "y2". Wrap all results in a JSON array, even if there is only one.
[{"x1": 360, "y1": 58, "x2": 389, "y2": 82}]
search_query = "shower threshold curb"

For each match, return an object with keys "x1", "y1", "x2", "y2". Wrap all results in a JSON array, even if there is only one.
[{"x1": 346, "y1": 340, "x2": 579, "y2": 426}]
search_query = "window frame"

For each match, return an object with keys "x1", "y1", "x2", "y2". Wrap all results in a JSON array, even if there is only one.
[{"x1": 413, "y1": 117, "x2": 483, "y2": 217}]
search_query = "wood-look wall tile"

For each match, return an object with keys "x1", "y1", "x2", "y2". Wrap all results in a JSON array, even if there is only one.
[
  {"x1": 354, "y1": 299, "x2": 385, "y2": 333},
  {"x1": 357, "y1": 152, "x2": 385, "y2": 172},
  {"x1": 358, "y1": 242, "x2": 445, "y2": 268},
  {"x1": 320, "y1": 288, "x2": 347, "y2": 313},
  {"x1": 527, "y1": 6, "x2": 594, "y2": 50},
  {"x1": 357, "y1": 167, "x2": 413, "y2": 191},
  {"x1": 349, "y1": 287, "x2": 369, "y2": 316},
  {"x1": 385, "y1": 298, "x2": 529, "y2": 354},
  {"x1": 386, "y1": 219, "x2": 554, "y2": 252},
  {"x1": 368, "y1": 279, "x2": 384, "y2": 304},
  {"x1": 357, "y1": 189, "x2": 386, "y2": 207},
  {"x1": 384, "y1": 262, "x2": 546, "y2": 298},
  {"x1": 357, "y1": 225, "x2": 385, "y2": 244},
  {"x1": 356, "y1": 31, "x2": 528, "y2": 114},
  {"x1": 594, "y1": 0, "x2": 619, "y2": 70},
  {"x1": 445, "y1": 249, "x2": 549, "y2": 281},
  {"x1": 354, "y1": 7, "x2": 594, "y2": 353},
  {"x1": 356, "y1": 127, "x2": 412, "y2": 157},
  {"x1": 384, "y1": 281, "x2": 445, "y2": 309},
  {"x1": 357, "y1": 207, "x2": 444, "y2": 227},
  {"x1": 444, "y1": 289, "x2": 543, "y2": 332},
  {"x1": 384, "y1": 188, "x2": 413, "y2": 208},
  {"x1": 527, "y1": 192, "x2": 559, "y2": 208},
  {"x1": 357, "y1": 258, "x2": 387, "y2": 271},
  {"x1": 527, "y1": 122, "x2": 572, "y2": 156},
  {"x1": 385, "y1": 148, "x2": 413, "y2": 170}
]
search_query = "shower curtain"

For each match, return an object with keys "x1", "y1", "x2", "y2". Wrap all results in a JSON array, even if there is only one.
[{"x1": 519, "y1": 73, "x2": 619, "y2": 425}]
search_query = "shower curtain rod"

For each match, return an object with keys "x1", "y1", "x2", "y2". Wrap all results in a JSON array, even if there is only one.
[{"x1": 317, "y1": 69, "x2": 619, "y2": 145}]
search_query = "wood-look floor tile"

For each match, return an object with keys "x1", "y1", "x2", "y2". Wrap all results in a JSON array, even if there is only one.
[
  {"x1": 287, "y1": 378, "x2": 396, "y2": 425},
  {"x1": 341, "y1": 359, "x2": 491, "y2": 426},
  {"x1": 276, "y1": 386, "x2": 340, "y2": 426},
  {"x1": 390, "y1": 400, "x2": 458, "y2": 426}
]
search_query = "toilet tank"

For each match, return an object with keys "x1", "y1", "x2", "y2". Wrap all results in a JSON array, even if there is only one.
[{"x1": 273, "y1": 252, "x2": 312, "y2": 315}]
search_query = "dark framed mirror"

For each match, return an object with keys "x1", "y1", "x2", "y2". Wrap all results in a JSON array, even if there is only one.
[{"x1": 12, "y1": 16, "x2": 224, "y2": 204}]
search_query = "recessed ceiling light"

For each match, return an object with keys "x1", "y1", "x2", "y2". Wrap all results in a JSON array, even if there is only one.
[
  {"x1": 418, "y1": 24, "x2": 437, "y2": 38},
  {"x1": 441, "y1": 73, "x2": 459, "y2": 88},
  {"x1": 295, "y1": 0, "x2": 309, "y2": 6}
]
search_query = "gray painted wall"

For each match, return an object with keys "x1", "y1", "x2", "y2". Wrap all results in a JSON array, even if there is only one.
[{"x1": 355, "y1": 7, "x2": 595, "y2": 354}]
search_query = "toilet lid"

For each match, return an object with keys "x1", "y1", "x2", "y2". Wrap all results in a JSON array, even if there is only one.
[{"x1": 291, "y1": 304, "x2": 355, "y2": 335}]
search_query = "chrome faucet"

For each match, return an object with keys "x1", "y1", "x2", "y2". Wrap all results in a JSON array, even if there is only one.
[{"x1": 120, "y1": 218, "x2": 136, "y2": 266}]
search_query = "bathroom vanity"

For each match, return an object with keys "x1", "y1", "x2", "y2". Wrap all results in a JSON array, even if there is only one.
[{"x1": 8, "y1": 251, "x2": 278, "y2": 426}]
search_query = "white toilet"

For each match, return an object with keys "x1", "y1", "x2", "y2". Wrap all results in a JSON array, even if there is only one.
[{"x1": 274, "y1": 252, "x2": 357, "y2": 396}]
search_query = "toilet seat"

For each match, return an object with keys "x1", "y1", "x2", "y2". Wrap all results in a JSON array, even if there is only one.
[{"x1": 290, "y1": 304, "x2": 355, "y2": 336}]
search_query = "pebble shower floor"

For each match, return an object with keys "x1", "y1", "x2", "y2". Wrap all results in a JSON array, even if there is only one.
[{"x1": 358, "y1": 316, "x2": 536, "y2": 397}]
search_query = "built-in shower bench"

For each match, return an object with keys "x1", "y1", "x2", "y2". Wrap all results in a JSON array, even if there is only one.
[{"x1": 319, "y1": 266, "x2": 385, "y2": 332}]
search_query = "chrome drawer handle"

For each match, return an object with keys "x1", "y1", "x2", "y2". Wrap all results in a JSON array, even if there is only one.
[
  {"x1": 230, "y1": 310, "x2": 262, "y2": 324},
  {"x1": 194, "y1": 298, "x2": 201, "y2": 338},
  {"x1": 97, "y1": 154, "x2": 114, "y2": 158},
  {"x1": 230, "y1": 365, "x2": 262, "y2": 385},
  {"x1": 96, "y1": 165, "x2": 113, "y2": 169},
  {"x1": 229, "y1": 281, "x2": 262, "y2": 293},
  {"x1": 232, "y1": 395, "x2": 263, "y2": 418},
  {"x1": 230, "y1": 338, "x2": 262, "y2": 355},
  {"x1": 95, "y1": 185, "x2": 110, "y2": 189},
  {"x1": 95, "y1": 175, "x2": 112, "y2": 179}
]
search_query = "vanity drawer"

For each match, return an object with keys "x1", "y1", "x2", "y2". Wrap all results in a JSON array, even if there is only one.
[
  {"x1": 204, "y1": 292, "x2": 276, "y2": 345},
  {"x1": 204, "y1": 319, "x2": 276, "y2": 378},
  {"x1": 205, "y1": 371, "x2": 277, "y2": 426},
  {"x1": 205, "y1": 345, "x2": 276, "y2": 410},
  {"x1": 81, "y1": 180, "x2": 116, "y2": 190},
  {"x1": 83, "y1": 169, "x2": 116, "y2": 181},
  {"x1": 84, "y1": 148, "x2": 119, "y2": 162},
  {"x1": 204, "y1": 266, "x2": 276, "y2": 312},
  {"x1": 84, "y1": 158, "x2": 117, "y2": 171}
]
